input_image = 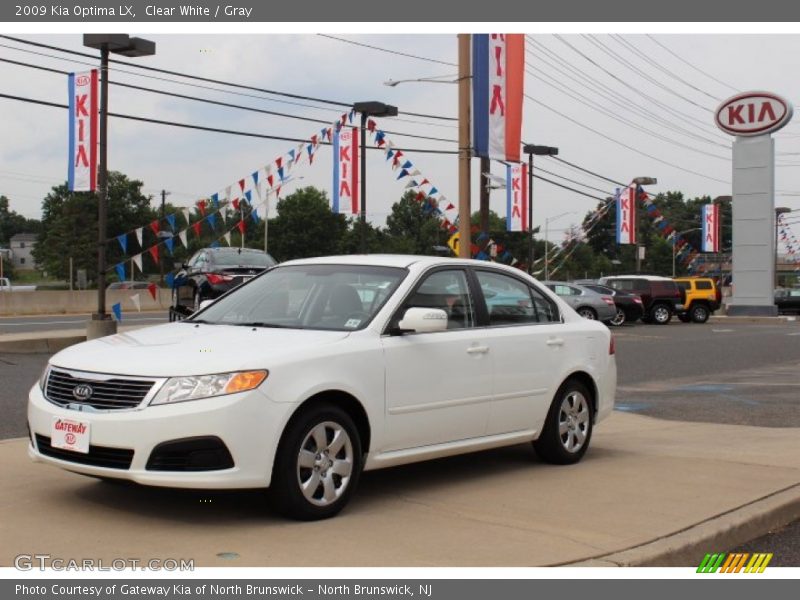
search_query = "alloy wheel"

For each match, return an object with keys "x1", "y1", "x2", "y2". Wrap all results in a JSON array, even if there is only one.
[
  {"x1": 296, "y1": 421, "x2": 354, "y2": 507},
  {"x1": 558, "y1": 391, "x2": 590, "y2": 454}
]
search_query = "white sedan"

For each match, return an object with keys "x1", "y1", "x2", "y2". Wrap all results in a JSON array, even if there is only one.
[{"x1": 28, "y1": 255, "x2": 616, "y2": 520}]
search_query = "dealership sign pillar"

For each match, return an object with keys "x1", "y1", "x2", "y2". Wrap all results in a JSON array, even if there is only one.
[{"x1": 715, "y1": 91, "x2": 793, "y2": 316}]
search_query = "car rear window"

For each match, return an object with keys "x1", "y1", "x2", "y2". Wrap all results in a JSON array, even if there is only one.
[
  {"x1": 653, "y1": 281, "x2": 679, "y2": 295},
  {"x1": 696, "y1": 280, "x2": 713, "y2": 290}
]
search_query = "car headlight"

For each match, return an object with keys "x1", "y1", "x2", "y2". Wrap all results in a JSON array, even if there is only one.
[
  {"x1": 150, "y1": 370, "x2": 268, "y2": 406},
  {"x1": 38, "y1": 364, "x2": 50, "y2": 391}
]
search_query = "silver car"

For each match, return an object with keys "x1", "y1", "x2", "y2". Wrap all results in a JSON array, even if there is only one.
[{"x1": 543, "y1": 281, "x2": 617, "y2": 322}]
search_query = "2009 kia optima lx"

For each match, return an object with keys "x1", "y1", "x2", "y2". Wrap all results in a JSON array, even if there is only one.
[{"x1": 28, "y1": 255, "x2": 616, "y2": 520}]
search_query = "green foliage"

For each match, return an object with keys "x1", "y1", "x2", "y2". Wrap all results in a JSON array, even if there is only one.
[
  {"x1": 266, "y1": 187, "x2": 348, "y2": 261},
  {"x1": 383, "y1": 190, "x2": 445, "y2": 255},
  {"x1": 33, "y1": 172, "x2": 155, "y2": 282}
]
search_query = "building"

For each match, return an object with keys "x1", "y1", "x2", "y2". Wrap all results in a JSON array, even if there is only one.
[{"x1": 9, "y1": 233, "x2": 38, "y2": 270}]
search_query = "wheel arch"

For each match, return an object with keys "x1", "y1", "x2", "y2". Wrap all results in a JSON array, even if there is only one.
[
  {"x1": 282, "y1": 390, "x2": 372, "y2": 456},
  {"x1": 561, "y1": 370, "x2": 599, "y2": 420}
]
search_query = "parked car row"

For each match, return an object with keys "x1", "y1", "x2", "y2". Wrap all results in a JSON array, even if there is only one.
[{"x1": 547, "y1": 275, "x2": 721, "y2": 326}]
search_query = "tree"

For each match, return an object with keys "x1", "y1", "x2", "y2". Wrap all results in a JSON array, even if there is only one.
[
  {"x1": 266, "y1": 187, "x2": 348, "y2": 261},
  {"x1": 384, "y1": 190, "x2": 444, "y2": 255},
  {"x1": 33, "y1": 172, "x2": 155, "y2": 282},
  {"x1": 0, "y1": 195, "x2": 41, "y2": 245}
]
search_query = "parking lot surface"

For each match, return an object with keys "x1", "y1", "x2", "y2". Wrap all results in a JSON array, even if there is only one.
[{"x1": 0, "y1": 319, "x2": 798, "y2": 566}]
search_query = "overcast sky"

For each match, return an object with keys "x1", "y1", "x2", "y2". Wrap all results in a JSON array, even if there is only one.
[{"x1": 1, "y1": 33, "x2": 799, "y2": 244}]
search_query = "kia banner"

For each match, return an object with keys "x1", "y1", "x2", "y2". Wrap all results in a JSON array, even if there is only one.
[
  {"x1": 505, "y1": 163, "x2": 528, "y2": 232},
  {"x1": 615, "y1": 184, "x2": 636, "y2": 245},
  {"x1": 67, "y1": 70, "x2": 98, "y2": 192},
  {"x1": 702, "y1": 203, "x2": 720, "y2": 253},
  {"x1": 332, "y1": 126, "x2": 359, "y2": 215}
]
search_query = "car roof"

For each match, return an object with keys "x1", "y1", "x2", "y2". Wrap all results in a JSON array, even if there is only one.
[
  {"x1": 280, "y1": 254, "x2": 528, "y2": 273},
  {"x1": 206, "y1": 247, "x2": 266, "y2": 254},
  {"x1": 602, "y1": 274, "x2": 673, "y2": 281}
]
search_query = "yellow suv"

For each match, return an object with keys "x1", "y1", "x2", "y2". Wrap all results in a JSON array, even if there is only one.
[{"x1": 673, "y1": 277, "x2": 721, "y2": 323}]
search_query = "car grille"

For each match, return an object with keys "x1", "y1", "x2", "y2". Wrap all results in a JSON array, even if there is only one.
[
  {"x1": 35, "y1": 435, "x2": 134, "y2": 470},
  {"x1": 45, "y1": 369, "x2": 156, "y2": 410}
]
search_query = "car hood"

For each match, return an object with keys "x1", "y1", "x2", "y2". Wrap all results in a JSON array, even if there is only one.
[{"x1": 50, "y1": 323, "x2": 351, "y2": 377}]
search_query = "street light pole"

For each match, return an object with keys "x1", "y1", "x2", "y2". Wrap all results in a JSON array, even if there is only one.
[
  {"x1": 776, "y1": 207, "x2": 791, "y2": 288},
  {"x1": 84, "y1": 34, "x2": 155, "y2": 339},
  {"x1": 522, "y1": 144, "x2": 559, "y2": 275},
  {"x1": 631, "y1": 176, "x2": 657, "y2": 274},
  {"x1": 352, "y1": 101, "x2": 398, "y2": 254}
]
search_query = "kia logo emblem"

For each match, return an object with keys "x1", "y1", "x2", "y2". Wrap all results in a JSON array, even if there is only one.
[
  {"x1": 72, "y1": 384, "x2": 94, "y2": 401},
  {"x1": 76, "y1": 75, "x2": 90, "y2": 86}
]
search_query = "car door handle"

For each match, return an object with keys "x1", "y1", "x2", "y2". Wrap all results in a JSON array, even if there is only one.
[
  {"x1": 466, "y1": 345, "x2": 490, "y2": 354},
  {"x1": 546, "y1": 337, "x2": 565, "y2": 347}
]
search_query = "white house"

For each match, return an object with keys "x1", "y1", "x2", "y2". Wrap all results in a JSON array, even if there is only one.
[{"x1": 9, "y1": 233, "x2": 38, "y2": 270}]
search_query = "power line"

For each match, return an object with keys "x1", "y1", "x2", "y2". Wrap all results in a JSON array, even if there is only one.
[
  {"x1": 0, "y1": 91, "x2": 460, "y2": 155},
  {"x1": 645, "y1": 35, "x2": 739, "y2": 94},
  {"x1": 524, "y1": 93, "x2": 731, "y2": 185},
  {"x1": 525, "y1": 44, "x2": 727, "y2": 148},
  {"x1": 317, "y1": 34, "x2": 458, "y2": 67},
  {"x1": 0, "y1": 34, "x2": 458, "y2": 123},
  {"x1": 525, "y1": 36, "x2": 728, "y2": 141},
  {"x1": 0, "y1": 54, "x2": 458, "y2": 144},
  {"x1": 546, "y1": 156, "x2": 626, "y2": 187},
  {"x1": 608, "y1": 34, "x2": 722, "y2": 102},
  {"x1": 523, "y1": 64, "x2": 729, "y2": 160}
]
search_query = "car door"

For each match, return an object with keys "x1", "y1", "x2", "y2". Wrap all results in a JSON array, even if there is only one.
[
  {"x1": 379, "y1": 268, "x2": 492, "y2": 452},
  {"x1": 176, "y1": 251, "x2": 202, "y2": 308},
  {"x1": 475, "y1": 269, "x2": 565, "y2": 436}
]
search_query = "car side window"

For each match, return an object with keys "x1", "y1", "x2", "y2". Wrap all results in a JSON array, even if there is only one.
[
  {"x1": 568, "y1": 286, "x2": 583, "y2": 296},
  {"x1": 696, "y1": 280, "x2": 712, "y2": 290},
  {"x1": 476, "y1": 271, "x2": 538, "y2": 326},
  {"x1": 402, "y1": 269, "x2": 475, "y2": 330},
  {"x1": 552, "y1": 284, "x2": 572, "y2": 296},
  {"x1": 530, "y1": 285, "x2": 560, "y2": 323}
]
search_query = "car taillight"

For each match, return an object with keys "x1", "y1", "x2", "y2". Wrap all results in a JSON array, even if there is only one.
[
  {"x1": 601, "y1": 296, "x2": 615, "y2": 306},
  {"x1": 207, "y1": 274, "x2": 233, "y2": 285},
  {"x1": 609, "y1": 336, "x2": 616, "y2": 355},
  {"x1": 633, "y1": 296, "x2": 643, "y2": 304}
]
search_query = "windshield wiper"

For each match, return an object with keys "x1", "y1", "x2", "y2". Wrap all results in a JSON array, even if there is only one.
[
  {"x1": 184, "y1": 319, "x2": 217, "y2": 325},
  {"x1": 235, "y1": 322, "x2": 294, "y2": 328}
]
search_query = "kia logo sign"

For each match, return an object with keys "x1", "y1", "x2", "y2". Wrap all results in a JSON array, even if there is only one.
[
  {"x1": 75, "y1": 75, "x2": 90, "y2": 86},
  {"x1": 72, "y1": 384, "x2": 94, "y2": 401},
  {"x1": 715, "y1": 91, "x2": 793, "y2": 136}
]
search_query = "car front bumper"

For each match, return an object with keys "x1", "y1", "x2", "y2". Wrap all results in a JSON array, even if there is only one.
[{"x1": 27, "y1": 383, "x2": 294, "y2": 489}]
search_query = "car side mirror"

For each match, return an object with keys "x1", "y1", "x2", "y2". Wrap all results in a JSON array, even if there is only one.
[{"x1": 397, "y1": 307, "x2": 448, "y2": 334}]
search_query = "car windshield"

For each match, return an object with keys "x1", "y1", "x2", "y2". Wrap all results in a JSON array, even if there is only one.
[
  {"x1": 190, "y1": 264, "x2": 407, "y2": 331},
  {"x1": 212, "y1": 250, "x2": 277, "y2": 269}
]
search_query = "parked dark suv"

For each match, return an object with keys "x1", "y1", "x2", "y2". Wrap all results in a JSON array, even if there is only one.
[
  {"x1": 170, "y1": 247, "x2": 276, "y2": 320},
  {"x1": 598, "y1": 275, "x2": 683, "y2": 325}
]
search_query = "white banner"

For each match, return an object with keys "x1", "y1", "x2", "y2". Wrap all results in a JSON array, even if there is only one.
[{"x1": 67, "y1": 70, "x2": 98, "y2": 192}]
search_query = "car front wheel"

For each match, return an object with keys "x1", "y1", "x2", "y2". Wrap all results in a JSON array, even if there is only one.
[
  {"x1": 533, "y1": 380, "x2": 593, "y2": 465},
  {"x1": 577, "y1": 307, "x2": 597, "y2": 320},
  {"x1": 270, "y1": 404, "x2": 362, "y2": 520}
]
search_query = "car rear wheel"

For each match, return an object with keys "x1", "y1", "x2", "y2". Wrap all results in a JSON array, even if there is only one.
[
  {"x1": 534, "y1": 379, "x2": 593, "y2": 465},
  {"x1": 650, "y1": 304, "x2": 672, "y2": 325},
  {"x1": 270, "y1": 404, "x2": 362, "y2": 520},
  {"x1": 577, "y1": 307, "x2": 597, "y2": 320},
  {"x1": 690, "y1": 304, "x2": 710, "y2": 324},
  {"x1": 609, "y1": 308, "x2": 626, "y2": 326}
]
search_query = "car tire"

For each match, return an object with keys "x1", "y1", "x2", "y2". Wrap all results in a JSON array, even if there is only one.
[
  {"x1": 577, "y1": 307, "x2": 597, "y2": 320},
  {"x1": 649, "y1": 304, "x2": 672, "y2": 325},
  {"x1": 608, "y1": 308, "x2": 626, "y2": 326},
  {"x1": 678, "y1": 313, "x2": 691, "y2": 323},
  {"x1": 270, "y1": 404, "x2": 363, "y2": 521},
  {"x1": 690, "y1": 304, "x2": 710, "y2": 324},
  {"x1": 533, "y1": 379, "x2": 593, "y2": 465}
]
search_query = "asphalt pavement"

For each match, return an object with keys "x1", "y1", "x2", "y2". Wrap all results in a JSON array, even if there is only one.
[{"x1": 0, "y1": 319, "x2": 798, "y2": 566}]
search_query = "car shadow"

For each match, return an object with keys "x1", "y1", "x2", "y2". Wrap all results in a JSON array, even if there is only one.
[{"x1": 64, "y1": 442, "x2": 618, "y2": 524}]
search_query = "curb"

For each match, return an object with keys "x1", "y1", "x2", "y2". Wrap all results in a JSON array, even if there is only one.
[
  {"x1": 568, "y1": 483, "x2": 800, "y2": 567},
  {"x1": 0, "y1": 335, "x2": 85, "y2": 354},
  {"x1": 710, "y1": 315, "x2": 797, "y2": 324}
]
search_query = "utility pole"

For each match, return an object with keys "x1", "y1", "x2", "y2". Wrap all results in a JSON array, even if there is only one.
[
  {"x1": 160, "y1": 189, "x2": 170, "y2": 285},
  {"x1": 479, "y1": 156, "x2": 490, "y2": 233},
  {"x1": 457, "y1": 33, "x2": 472, "y2": 259}
]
